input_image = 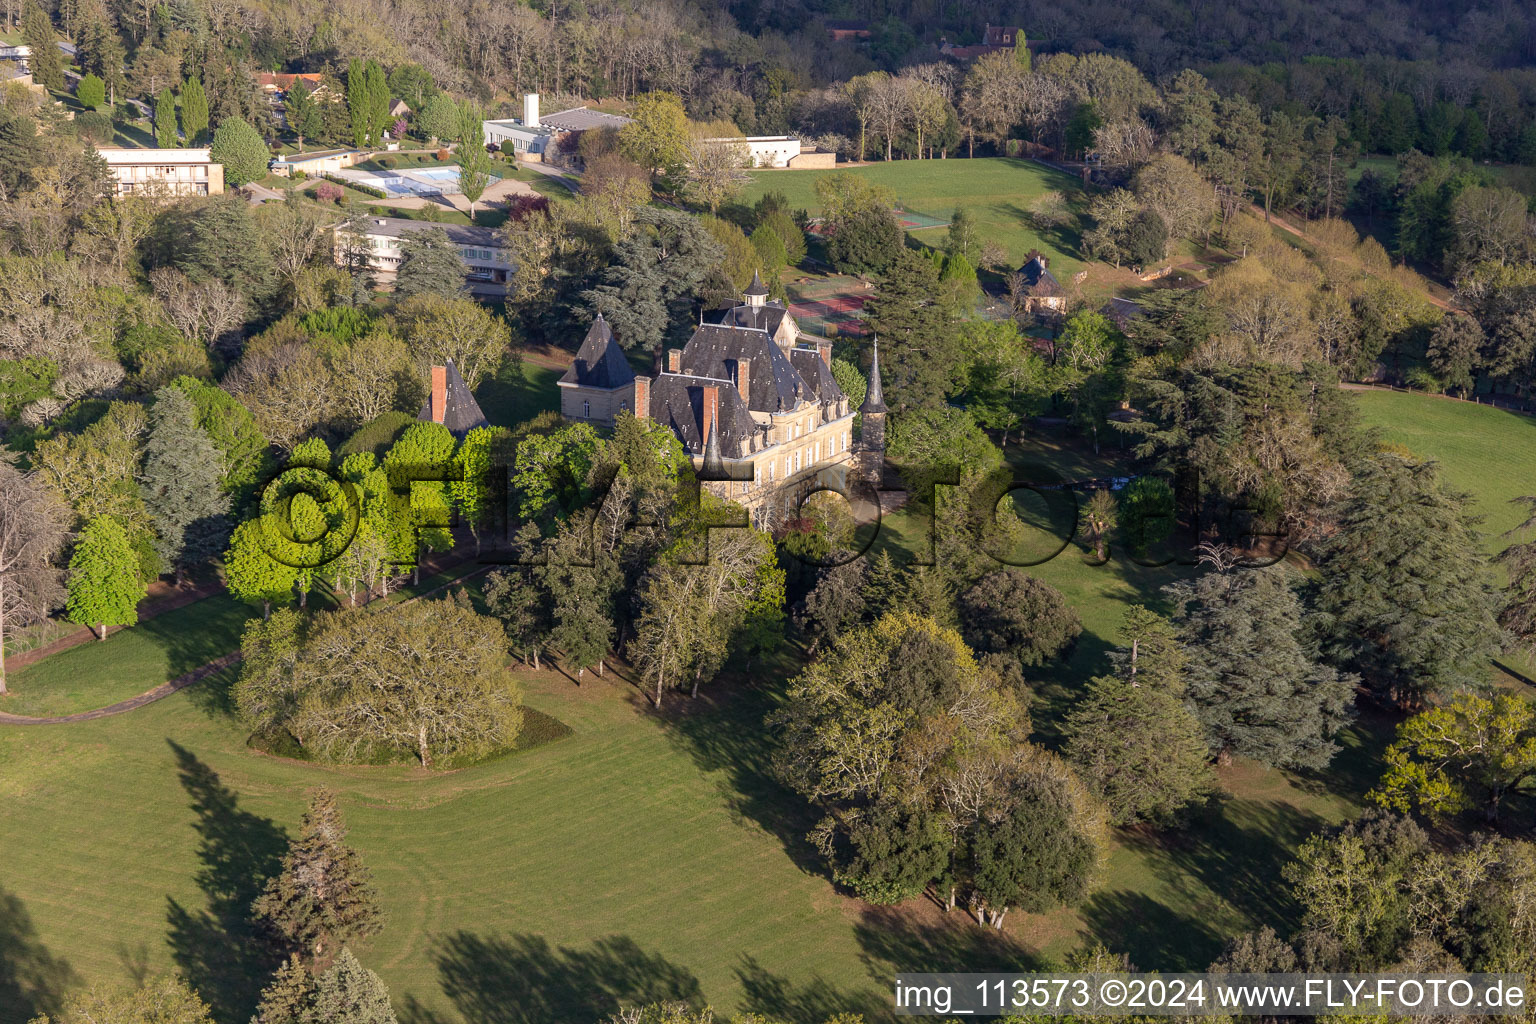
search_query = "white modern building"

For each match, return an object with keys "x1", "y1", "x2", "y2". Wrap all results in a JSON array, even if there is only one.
[
  {"x1": 482, "y1": 93, "x2": 632, "y2": 161},
  {"x1": 95, "y1": 147, "x2": 225, "y2": 197},
  {"x1": 697, "y1": 135, "x2": 835, "y2": 169},
  {"x1": 336, "y1": 216, "x2": 513, "y2": 299}
]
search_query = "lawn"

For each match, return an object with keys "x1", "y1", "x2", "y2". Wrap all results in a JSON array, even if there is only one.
[
  {"x1": 0, "y1": 424, "x2": 1415, "y2": 1024},
  {"x1": 1351, "y1": 388, "x2": 1536, "y2": 545},
  {"x1": 476, "y1": 357, "x2": 562, "y2": 426},
  {"x1": 0, "y1": 645, "x2": 948, "y2": 1024},
  {"x1": 0, "y1": 595, "x2": 251, "y2": 718},
  {"x1": 743, "y1": 158, "x2": 1087, "y2": 275}
]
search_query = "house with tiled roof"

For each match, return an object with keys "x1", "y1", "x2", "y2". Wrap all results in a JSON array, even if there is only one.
[{"x1": 560, "y1": 273, "x2": 885, "y2": 522}]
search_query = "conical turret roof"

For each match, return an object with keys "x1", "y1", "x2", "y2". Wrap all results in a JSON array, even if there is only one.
[{"x1": 859, "y1": 336, "x2": 886, "y2": 415}]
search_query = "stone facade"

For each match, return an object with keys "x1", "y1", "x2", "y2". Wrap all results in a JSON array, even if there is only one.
[{"x1": 560, "y1": 274, "x2": 886, "y2": 525}]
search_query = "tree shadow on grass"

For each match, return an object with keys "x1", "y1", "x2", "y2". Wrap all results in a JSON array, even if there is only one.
[
  {"x1": 657, "y1": 649, "x2": 831, "y2": 879},
  {"x1": 1133, "y1": 795, "x2": 1327, "y2": 937},
  {"x1": 401, "y1": 932, "x2": 703, "y2": 1024},
  {"x1": 163, "y1": 741, "x2": 289, "y2": 1023},
  {"x1": 734, "y1": 955, "x2": 889, "y2": 1024},
  {"x1": 1078, "y1": 888, "x2": 1225, "y2": 971},
  {"x1": 476, "y1": 358, "x2": 559, "y2": 428},
  {"x1": 854, "y1": 903, "x2": 1044, "y2": 981},
  {"x1": 1086, "y1": 796, "x2": 1332, "y2": 970},
  {"x1": 0, "y1": 886, "x2": 77, "y2": 1024},
  {"x1": 136, "y1": 596, "x2": 251, "y2": 683}
]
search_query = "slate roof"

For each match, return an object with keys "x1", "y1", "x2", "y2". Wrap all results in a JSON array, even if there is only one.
[
  {"x1": 676, "y1": 324, "x2": 811, "y2": 414},
  {"x1": 860, "y1": 336, "x2": 886, "y2": 415},
  {"x1": 418, "y1": 360, "x2": 489, "y2": 436},
  {"x1": 790, "y1": 347, "x2": 845, "y2": 405},
  {"x1": 1020, "y1": 254, "x2": 1063, "y2": 296},
  {"x1": 719, "y1": 301, "x2": 790, "y2": 336},
  {"x1": 1103, "y1": 297, "x2": 1144, "y2": 330},
  {"x1": 648, "y1": 373, "x2": 760, "y2": 460},
  {"x1": 560, "y1": 315, "x2": 635, "y2": 389},
  {"x1": 744, "y1": 270, "x2": 770, "y2": 296}
]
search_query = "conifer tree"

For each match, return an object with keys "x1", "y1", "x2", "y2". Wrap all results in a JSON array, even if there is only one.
[
  {"x1": 140, "y1": 387, "x2": 231, "y2": 585},
  {"x1": 78, "y1": 18, "x2": 126, "y2": 104},
  {"x1": 66, "y1": 516, "x2": 145, "y2": 640},
  {"x1": 306, "y1": 948, "x2": 398, "y2": 1024},
  {"x1": 285, "y1": 85, "x2": 321, "y2": 153},
  {"x1": 252, "y1": 789, "x2": 383, "y2": 968},
  {"x1": 1167, "y1": 565, "x2": 1355, "y2": 769},
  {"x1": 863, "y1": 249, "x2": 962, "y2": 410},
  {"x1": 1065, "y1": 669, "x2": 1214, "y2": 826},
  {"x1": 392, "y1": 227, "x2": 465, "y2": 299},
  {"x1": 253, "y1": 954, "x2": 316, "y2": 1024},
  {"x1": 180, "y1": 77, "x2": 209, "y2": 145},
  {"x1": 1313, "y1": 453, "x2": 1504, "y2": 705},
  {"x1": 155, "y1": 87, "x2": 179, "y2": 147},
  {"x1": 21, "y1": 4, "x2": 63, "y2": 92}
]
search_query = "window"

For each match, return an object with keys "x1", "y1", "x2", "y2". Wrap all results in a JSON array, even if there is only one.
[
  {"x1": 583, "y1": 400, "x2": 591, "y2": 418},
  {"x1": 619, "y1": 400, "x2": 629, "y2": 413}
]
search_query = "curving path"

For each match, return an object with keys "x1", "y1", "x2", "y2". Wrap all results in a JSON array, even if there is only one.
[
  {"x1": 0, "y1": 559, "x2": 493, "y2": 727},
  {"x1": 0, "y1": 653, "x2": 242, "y2": 726}
]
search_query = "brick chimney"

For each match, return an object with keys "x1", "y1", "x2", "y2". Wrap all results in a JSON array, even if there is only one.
[
  {"x1": 701, "y1": 385, "x2": 719, "y2": 451},
  {"x1": 632, "y1": 376, "x2": 650, "y2": 420},
  {"x1": 816, "y1": 340, "x2": 832, "y2": 367},
  {"x1": 735, "y1": 357, "x2": 751, "y2": 409},
  {"x1": 667, "y1": 349, "x2": 681, "y2": 373},
  {"x1": 429, "y1": 365, "x2": 446, "y2": 424}
]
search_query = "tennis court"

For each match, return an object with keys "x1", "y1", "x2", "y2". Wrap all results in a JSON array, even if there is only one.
[{"x1": 787, "y1": 274, "x2": 873, "y2": 338}]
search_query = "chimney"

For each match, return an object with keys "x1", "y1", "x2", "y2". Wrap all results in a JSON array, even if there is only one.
[
  {"x1": 632, "y1": 376, "x2": 650, "y2": 421},
  {"x1": 667, "y1": 349, "x2": 681, "y2": 373},
  {"x1": 735, "y1": 357, "x2": 751, "y2": 410},
  {"x1": 524, "y1": 93, "x2": 540, "y2": 128},
  {"x1": 430, "y1": 365, "x2": 446, "y2": 424},
  {"x1": 816, "y1": 340, "x2": 832, "y2": 367},
  {"x1": 701, "y1": 385, "x2": 719, "y2": 451}
]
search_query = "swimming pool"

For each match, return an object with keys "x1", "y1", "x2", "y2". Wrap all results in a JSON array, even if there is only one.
[{"x1": 333, "y1": 165, "x2": 500, "y2": 198}]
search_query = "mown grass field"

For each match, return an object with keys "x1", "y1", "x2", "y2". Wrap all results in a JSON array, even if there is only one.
[
  {"x1": 1352, "y1": 388, "x2": 1536, "y2": 544},
  {"x1": 23, "y1": 389, "x2": 1536, "y2": 1021},
  {"x1": 743, "y1": 158, "x2": 1087, "y2": 275}
]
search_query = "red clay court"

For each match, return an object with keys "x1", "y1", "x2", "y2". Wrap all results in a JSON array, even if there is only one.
[{"x1": 787, "y1": 274, "x2": 872, "y2": 337}]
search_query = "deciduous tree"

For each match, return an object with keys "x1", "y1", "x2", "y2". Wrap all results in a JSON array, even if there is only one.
[
  {"x1": 1371, "y1": 692, "x2": 1536, "y2": 823},
  {"x1": 65, "y1": 515, "x2": 145, "y2": 640},
  {"x1": 210, "y1": 118, "x2": 270, "y2": 187},
  {"x1": 0, "y1": 457, "x2": 65, "y2": 693}
]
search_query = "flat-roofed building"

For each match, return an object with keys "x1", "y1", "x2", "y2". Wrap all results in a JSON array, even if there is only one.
[
  {"x1": 336, "y1": 216, "x2": 513, "y2": 299},
  {"x1": 482, "y1": 93, "x2": 632, "y2": 163},
  {"x1": 96, "y1": 147, "x2": 224, "y2": 197}
]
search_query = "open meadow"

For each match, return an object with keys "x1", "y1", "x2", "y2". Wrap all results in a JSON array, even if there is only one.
[
  {"x1": 743, "y1": 158, "x2": 1087, "y2": 275},
  {"x1": 10, "y1": 389, "x2": 1536, "y2": 1022}
]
